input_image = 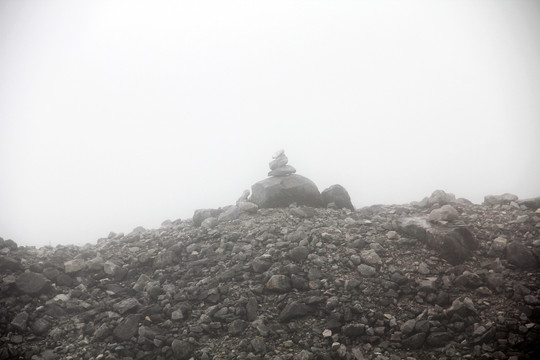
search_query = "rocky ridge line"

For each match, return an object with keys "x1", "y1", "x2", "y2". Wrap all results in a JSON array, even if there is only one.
[{"x1": 0, "y1": 190, "x2": 539, "y2": 360}]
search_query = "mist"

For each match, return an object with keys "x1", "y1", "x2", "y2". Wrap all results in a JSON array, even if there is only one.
[{"x1": 1, "y1": 0, "x2": 539, "y2": 248}]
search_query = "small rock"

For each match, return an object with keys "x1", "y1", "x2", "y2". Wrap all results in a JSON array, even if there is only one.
[
  {"x1": 251, "y1": 337, "x2": 267, "y2": 354},
  {"x1": 266, "y1": 275, "x2": 291, "y2": 292},
  {"x1": 31, "y1": 318, "x2": 52, "y2": 335},
  {"x1": 113, "y1": 298, "x2": 141, "y2": 314},
  {"x1": 113, "y1": 314, "x2": 140, "y2": 341},
  {"x1": 357, "y1": 264, "x2": 376, "y2": 277},
  {"x1": 279, "y1": 301, "x2": 312, "y2": 322},
  {"x1": 289, "y1": 246, "x2": 309, "y2": 262},
  {"x1": 228, "y1": 319, "x2": 247, "y2": 336},
  {"x1": 171, "y1": 339, "x2": 193, "y2": 360},
  {"x1": 360, "y1": 249, "x2": 382, "y2": 265},
  {"x1": 10, "y1": 312, "x2": 29, "y2": 332},
  {"x1": 64, "y1": 259, "x2": 86, "y2": 274},
  {"x1": 133, "y1": 274, "x2": 152, "y2": 292},
  {"x1": 488, "y1": 237, "x2": 507, "y2": 257}
]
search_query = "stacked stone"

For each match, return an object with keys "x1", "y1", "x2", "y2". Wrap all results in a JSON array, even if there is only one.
[{"x1": 268, "y1": 150, "x2": 296, "y2": 177}]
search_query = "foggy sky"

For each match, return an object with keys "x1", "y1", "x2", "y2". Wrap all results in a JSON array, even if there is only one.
[{"x1": 1, "y1": 0, "x2": 539, "y2": 247}]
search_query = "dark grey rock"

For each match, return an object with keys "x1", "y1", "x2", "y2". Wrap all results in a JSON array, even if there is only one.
[
  {"x1": 228, "y1": 319, "x2": 247, "y2": 336},
  {"x1": 357, "y1": 264, "x2": 376, "y2": 277},
  {"x1": 16, "y1": 272, "x2": 49, "y2": 295},
  {"x1": 113, "y1": 314, "x2": 140, "y2": 341},
  {"x1": 488, "y1": 236, "x2": 507, "y2": 257},
  {"x1": 251, "y1": 337, "x2": 267, "y2": 354},
  {"x1": 252, "y1": 256, "x2": 272, "y2": 273},
  {"x1": 289, "y1": 246, "x2": 309, "y2": 262},
  {"x1": 446, "y1": 297, "x2": 477, "y2": 318},
  {"x1": 506, "y1": 242, "x2": 538, "y2": 269},
  {"x1": 279, "y1": 301, "x2": 312, "y2": 322},
  {"x1": 246, "y1": 297, "x2": 258, "y2": 321},
  {"x1": 398, "y1": 217, "x2": 477, "y2": 265},
  {"x1": 171, "y1": 339, "x2": 193, "y2": 360},
  {"x1": 266, "y1": 275, "x2": 291, "y2": 292},
  {"x1": 114, "y1": 297, "x2": 141, "y2": 314},
  {"x1": 454, "y1": 271, "x2": 483, "y2": 288},
  {"x1": 31, "y1": 318, "x2": 51, "y2": 335},
  {"x1": 321, "y1": 184, "x2": 354, "y2": 210},
  {"x1": 517, "y1": 196, "x2": 540, "y2": 209},
  {"x1": 400, "y1": 319, "x2": 416, "y2": 336},
  {"x1": 402, "y1": 332, "x2": 426, "y2": 349},
  {"x1": 0, "y1": 256, "x2": 22, "y2": 272},
  {"x1": 10, "y1": 312, "x2": 28, "y2": 332},
  {"x1": 93, "y1": 323, "x2": 112, "y2": 341},
  {"x1": 55, "y1": 273, "x2": 74, "y2": 287},
  {"x1": 250, "y1": 174, "x2": 322, "y2": 208},
  {"x1": 342, "y1": 324, "x2": 366, "y2": 337},
  {"x1": 426, "y1": 331, "x2": 452, "y2": 347}
]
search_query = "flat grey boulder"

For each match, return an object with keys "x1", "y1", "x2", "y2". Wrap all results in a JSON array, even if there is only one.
[
  {"x1": 397, "y1": 217, "x2": 478, "y2": 265},
  {"x1": 250, "y1": 174, "x2": 322, "y2": 208},
  {"x1": 517, "y1": 196, "x2": 540, "y2": 210},
  {"x1": 192, "y1": 208, "x2": 222, "y2": 227},
  {"x1": 506, "y1": 241, "x2": 538, "y2": 269},
  {"x1": 484, "y1": 193, "x2": 518, "y2": 206},
  {"x1": 428, "y1": 204, "x2": 459, "y2": 222},
  {"x1": 321, "y1": 184, "x2": 354, "y2": 210},
  {"x1": 16, "y1": 272, "x2": 50, "y2": 295}
]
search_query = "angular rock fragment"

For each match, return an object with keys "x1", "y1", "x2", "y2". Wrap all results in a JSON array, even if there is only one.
[
  {"x1": 266, "y1": 275, "x2": 291, "y2": 292},
  {"x1": 279, "y1": 301, "x2": 312, "y2": 322},
  {"x1": 113, "y1": 314, "x2": 140, "y2": 341},
  {"x1": 10, "y1": 312, "x2": 29, "y2": 332}
]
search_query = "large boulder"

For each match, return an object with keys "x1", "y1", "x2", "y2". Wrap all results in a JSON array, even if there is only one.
[
  {"x1": 249, "y1": 174, "x2": 322, "y2": 208},
  {"x1": 484, "y1": 193, "x2": 518, "y2": 206},
  {"x1": 517, "y1": 196, "x2": 540, "y2": 210},
  {"x1": 321, "y1": 184, "x2": 354, "y2": 210},
  {"x1": 397, "y1": 217, "x2": 478, "y2": 265}
]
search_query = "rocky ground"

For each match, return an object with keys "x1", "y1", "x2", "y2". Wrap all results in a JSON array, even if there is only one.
[{"x1": 1, "y1": 191, "x2": 539, "y2": 360}]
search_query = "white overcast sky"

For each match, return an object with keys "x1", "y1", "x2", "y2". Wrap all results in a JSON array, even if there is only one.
[{"x1": 1, "y1": 0, "x2": 539, "y2": 247}]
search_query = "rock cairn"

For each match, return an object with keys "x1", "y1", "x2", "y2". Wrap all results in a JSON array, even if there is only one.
[{"x1": 268, "y1": 149, "x2": 296, "y2": 177}]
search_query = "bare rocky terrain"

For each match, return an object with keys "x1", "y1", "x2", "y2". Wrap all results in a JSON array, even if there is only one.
[{"x1": 1, "y1": 190, "x2": 539, "y2": 360}]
